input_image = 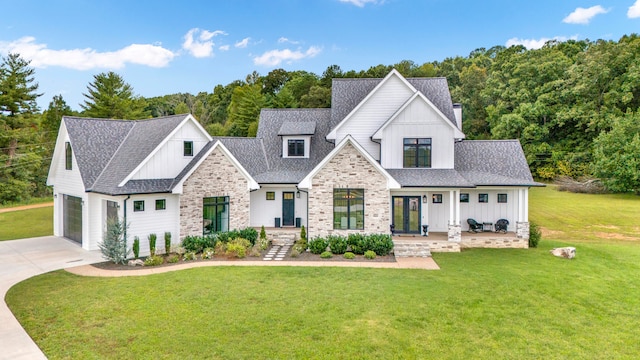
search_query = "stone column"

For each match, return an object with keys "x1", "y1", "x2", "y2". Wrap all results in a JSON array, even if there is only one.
[
  {"x1": 516, "y1": 221, "x2": 530, "y2": 240},
  {"x1": 448, "y1": 224, "x2": 461, "y2": 242}
]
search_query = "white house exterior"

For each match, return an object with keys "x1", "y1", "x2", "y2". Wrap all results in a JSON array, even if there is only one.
[{"x1": 47, "y1": 70, "x2": 541, "y2": 255}]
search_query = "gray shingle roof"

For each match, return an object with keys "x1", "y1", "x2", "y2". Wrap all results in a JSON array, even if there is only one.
[
  {"x1": 386, "y1": 169, "x2": 476, "y2": 187},
  {"x1": 278, "y1": 121, "x2": 316, "y2": 135},
  {"x1": 454, "y1": 140, "x2": 543, "y2": 186}
]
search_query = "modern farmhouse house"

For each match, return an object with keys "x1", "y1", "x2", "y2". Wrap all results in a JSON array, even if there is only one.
[{"x1": 47, "y1": 70, "x2": 541, "y2": 255}]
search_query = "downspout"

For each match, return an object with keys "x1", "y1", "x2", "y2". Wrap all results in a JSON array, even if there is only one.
[
  {"x1": 123, "y1": 195, "x2": 131, "y2": 246},
  {"x1": 296, "y1": 187, "x2": 309, "y2": 238}
]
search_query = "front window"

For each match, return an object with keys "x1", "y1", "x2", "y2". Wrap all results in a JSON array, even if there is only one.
[
  {"x1": 479, "y1": 194, "x2": 489, "y2": 203},
  {"x1": 432, "y1": 194, "x2": 442, "y2": 203},
  {"x1": 498, "y1": 194, "x2": 508, "y2": 203},
  {"x1": 133, "y1": 200, "x2": 144, "y2": 212},
  {"x1": 203, "y1": 196, "x2": 229, "y2": 235},
  {"x1": 403, "y1": 138, "x2": 431, "y2": 168},
  {"x1": 288, "y1": 139, "x2": 304, "y2": 157},
  {"x1": 184, "y1": 141, "x2": 194, "y2": 156},
  {"x1": 333, "y1": 189, "x2": 364, "y2": 230},
  {"x1": 65, "y1": 142, "x2": 72, "y2": 170},
  {"x1": 155, "y1": 199, "x2": 166, "y2": 210}
]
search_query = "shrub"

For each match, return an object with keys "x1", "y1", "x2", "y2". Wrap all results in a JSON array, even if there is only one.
[
  {"x1": 364, "y1": 250, "x2": 376, "y2": 260},
  {"x1": 529, "y1": 221, "x2": 542, "y2": 248},
  {"x1": 148, "y1": 233, "x2": 157, "y2": 257},
  {"x1": 144, "y1": 255, "x2": 164, "y2": 266},
  {"x1": 293, "y1": 238, "x2": 308, "y2": 253},
  {"x1": 202, "y1": 247, "x2": 215, "y2": 259},
  {"x1": 320, "y1": 251, "x2": 333, "y2": 259},
  {"x1": 164, "y1": 232, "x2": 172, "y2": 255},
  {"x1": 256, "y1": 229, "x2": 269, "y2": 250},
  {"x1": 181, "y1": 235, "x2": 209, "y2": 253},
  {"x1": 367, "y1": 234, "x2": 394, "y2": 256},
  {"x1": 226, "y1": 238, "x2": 251, "y2": 258},
  {"x1": 343, "y1": 252, "x2": 355, "y2": 259},
  {"x1": 239, "y1": 227, "x2": 258, "y2": 246},
  {"x1": 300, "y1": 225, "x2": 306, "y2": 240},
  {"x1": 132, "y1": 236, "x2": 140, "y2": 259},
  {"x1": 327, "y1": 235, "x2": 348, "y2": 254},
  {"x1": 290, "y1": 248, "x2": 300, "y2": 258},
  {"x1": 260, "y1": 225, "x2": 267, "y2": 240},
  {"x1": 308, "y1": 237, "x2": 328, "y2": 254},
  {"x1": 347, "y1": 233, "x2": 366, "y2": 255},
  {"x1": 167, "y1": 254, "x2": 180, "y2": 263},
  {"x1": 249, "y1": 244, "x2": 262, "y2": 257},
  {"x1": 172, "y1": 245, "x2": 185, "y2": 256},
  {"x1": 214, "y1": 241, "x2": 227, "y2": 256},
  {"x1": 183, "y1": 251, "x2": 196, "y2": 261},
  {"x1": 98, "y1": 217, "x2": 130, "y2": 264}
]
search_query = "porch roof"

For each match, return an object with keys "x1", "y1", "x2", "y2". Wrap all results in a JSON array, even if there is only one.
[{"x1": 387, "y1": 169, "x2": 475, "y2": 188}]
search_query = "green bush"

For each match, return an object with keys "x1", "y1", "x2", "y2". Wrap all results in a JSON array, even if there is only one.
[
  {"x1": 98, "y1": 217, "x2": 130, "y2": 264},
  {"x1": 166, "y1": 254, "x2": 180, "y2": 263},
  {"x1": 164, "y1": 232, "x2": 172, "y2": 255},
  {"x1": 300, "y1": 225, "x2": 306, "y2": 240},
  {"x1": 327, "y1": 235, "x2": 348, "y2": 254},
  {"x1": 290, "y1": 248, "x2": 300, "y2": 258},
  {"x1": 183, "y1": 251, "x2": 196, "y2": 261},
  {"x1": 343, "y1": 252, "x2": 355, "y2": 259},
  {"x1": 529, "y1": 221, "x2": 542, "y2": 248},
  {"x1": 202, "y1": 247, "x2": 215, "y2": 259},
  {"x1": 144, "y1": 255, "x2": 164, "y2": 266},
  {"x1": 181, "y1": 235, "x2": 209, "y2": 253},
  {"x1": 148, "y1": 233, "x2": 157, "y2": 257},
  {"x1": 249, "y1": 244, "x2": 262, "y2": 257},
  {"x1": 132, "y1": 236, "x2": 140, "y2": 259},
  {"x1": 367, "y1": 234, "x2": 394, "y2": 256},
  {"x1": 293, "y1": 238, "x2": 308, "y2": 253},
  {"x1": 320, "y1": 251, "x2": 333, "y2": 259},
  {"x1": 347, "y1": 233, "x2": 366, "y2": 255},
  {"x1": 239, "y1": 227, "x2": 258, "y2": 246},
  {"x1": 308, "y1": 237, "x2": 328, "y2": 254},
  {"x1": 364, "y1": 250, "x2": 376, "y2": 260},
  {"x1": 214, "y1": 241, "x2": 226, "y2": 256},
  {"x1": 226, "y1": 238, "x2": 251, "y2": 258}
]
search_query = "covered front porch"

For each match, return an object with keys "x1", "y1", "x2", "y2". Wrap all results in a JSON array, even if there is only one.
[{"x1": 392, "y1": 229, "x2": 528, "y2": 255}]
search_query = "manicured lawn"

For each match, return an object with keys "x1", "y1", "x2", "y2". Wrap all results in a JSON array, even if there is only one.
[
  {"x1": 6, "y1": 186, "x2": 640, "y2": 359},
  {"x1": 0, "y1": 196, "x2": 53, "y2": 209},
  {"x1": 0, "y1": 207, "x2": 53, "y2": 241}
]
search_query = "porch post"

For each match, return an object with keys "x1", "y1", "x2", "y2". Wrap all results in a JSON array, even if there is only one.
[{"x1": 448, "y1": 189, "x2": 461, "y2": 242}]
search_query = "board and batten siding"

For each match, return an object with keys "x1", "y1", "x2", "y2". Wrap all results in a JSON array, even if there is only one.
[
  {"x1": 249, "y1": 187, "x2": 308, "y2": 228},
  {"x1": 335, "y1": 75, "x2": 414, "y2": 160},
  {"x1": 132, "y1": 120, "x2": 209, "y2": 180},
  {"x1": 125, "y1": 194, "x2": 180, "y2": 256},
  {"x1": 459, "y1": 189, "x2": 519, "y2": 232},
  {"x1": 379, "y1": 99, "x2": 455, "y2": 169}
]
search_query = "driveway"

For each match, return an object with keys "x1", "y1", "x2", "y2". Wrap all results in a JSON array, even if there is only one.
[{"x1": 0, "y1": 236, "x2": 103, "y2": 360}]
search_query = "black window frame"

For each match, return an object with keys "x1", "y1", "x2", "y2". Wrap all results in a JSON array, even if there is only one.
[
  {"x1": 460, "y1": 193, "x2": 469, "y2": 203},
  {"x1": 266, "y1": 191, "x2": 275, "y2": 200},
  {"x1": 184, "y1": 141, "x2": 194, "y2": 157},
  {"x1": 432, "y1": 194, "x2": 443, "y2": 204},
  {"x1": 133, "y1": 200, "x2": 145, "y2": 212},
  {"x1": 155, "y1": 199, "x2": 166, "y2": 210},
  {"x1": 287, "y1": 139, "x2": 305, "y2": 157},
  {"x1": 497, "y1": 193, "x2": 508, "y2": 203},
  {"x1": 478, "y1": 194, "x2": 489, "y2": 203},
  {"x1": 403, "y1": 138, "x2": 432, "y2": 168},
  {"x1": 333, "y1": 188, "x2": 364, "y2": 230},
  {"x1": 65, "y1": 142, "x2": 72, "y2": 170},
  {"x1": 203, "y1": 196, "x2": 230, "y2": 235}
]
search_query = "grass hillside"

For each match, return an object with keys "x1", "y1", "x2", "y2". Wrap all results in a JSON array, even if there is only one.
[{"x1": 6, "y1": 186, "x2": 640, "y2": 359}]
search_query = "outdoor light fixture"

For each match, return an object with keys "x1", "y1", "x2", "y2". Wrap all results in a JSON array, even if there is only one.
[
  {"x1": 296, "y1": 190, "x2": 300, "y2": 198},
  {"x1": 423, "y1": 195, "x2": 427, "y2": 203}
]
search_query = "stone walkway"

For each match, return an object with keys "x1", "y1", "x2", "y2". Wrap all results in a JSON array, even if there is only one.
[{"x1": 263, "y1": 244, "x2": 291, "y2": 261}]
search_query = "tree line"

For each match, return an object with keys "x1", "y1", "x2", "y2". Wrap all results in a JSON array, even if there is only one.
[{"x1": 1, "y1": 33, "x2": 639, "y2": 203}]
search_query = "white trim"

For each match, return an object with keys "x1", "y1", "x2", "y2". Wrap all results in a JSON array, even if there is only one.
[
  {"x1": 118, "y1": 114, "x2": 211, "y2": 187},
  {"x1": 326, "y1": 69, "x2": 417, "y2": 141},
  {"x1": 371, "y1": 92, "x2": 465, "y2": 140},
  {"x1": 298, "y1": 135, "x2": 400, "y2": 190},
  {"x1": 47, "y1": 119, "x2": 68, "y2": 186},
  {"x1": 171, "y1": 140, "x2": 259, "y2": 193}
]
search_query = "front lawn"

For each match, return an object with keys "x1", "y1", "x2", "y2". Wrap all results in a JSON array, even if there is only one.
[
  {"x1": 6, "y1": 186, "x2": 640, "y2": 358},
  {"x1": 0, "y1": 206, "x2": 53, "y2": 241}
]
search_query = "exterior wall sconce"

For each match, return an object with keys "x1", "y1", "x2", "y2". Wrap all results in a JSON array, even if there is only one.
[
  {"x1": 422, "y1": 194, "x2": 427, "y2": 203},
  {"x1": 296, "y1": 190, "x2": 300, "y2": 198},
  {"x1": 53, "y1": 193, "x2": 57, "y2": 198}
]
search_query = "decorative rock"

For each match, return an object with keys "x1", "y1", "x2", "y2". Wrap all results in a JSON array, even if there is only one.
[
  {"x1": 128, "y1": 259, "x2": 145, "y2": 266},
  {"x1": 550, "y1": 247, "x2": 576, "y2": 259}
]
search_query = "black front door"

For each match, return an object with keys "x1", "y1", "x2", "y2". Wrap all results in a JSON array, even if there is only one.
[
  {"x1": 392, "y1": 196, "x2": 421, "y2": 234},
  {"x1": 63, "y1": 195, "x2": 83, "y2": 243},
  {"x1": 282, "y1": 192, "x2": 295, "y2": 226}
]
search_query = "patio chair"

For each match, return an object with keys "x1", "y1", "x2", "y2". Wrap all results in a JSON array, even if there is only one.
[
  {"x1": 495, "y1": 219, "x2": 509, "y2": 233},
  {"x1": 467, "y1": 218, "x2": 483, "y2": 233}
]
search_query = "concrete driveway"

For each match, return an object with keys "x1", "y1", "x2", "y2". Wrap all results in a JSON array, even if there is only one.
[{"x1": 0, "y1": 236, "x2": 103, "y2": 360}]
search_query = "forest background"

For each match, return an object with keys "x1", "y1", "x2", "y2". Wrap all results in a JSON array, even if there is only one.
[{"x1": 1, "y1": 34, "x2": 639, "y2": 204}]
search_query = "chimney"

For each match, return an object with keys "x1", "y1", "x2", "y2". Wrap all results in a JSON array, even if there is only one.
[{"x1": 452, "y1": 103, "x2": 462, "y2": 130}]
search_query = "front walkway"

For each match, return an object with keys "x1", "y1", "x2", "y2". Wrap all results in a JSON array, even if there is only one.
[{"x1": 0, "y1": 236, "x2": 104, "y2": 360}]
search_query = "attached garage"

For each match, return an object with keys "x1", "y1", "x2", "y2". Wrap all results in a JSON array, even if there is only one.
[{"x1": 63, "y1": 195, "x2": 83, "y2": 244}]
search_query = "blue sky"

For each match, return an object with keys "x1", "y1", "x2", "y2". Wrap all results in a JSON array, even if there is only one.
[{"x1": 1, "y1": 0, "x2": 639, "y2": 111}]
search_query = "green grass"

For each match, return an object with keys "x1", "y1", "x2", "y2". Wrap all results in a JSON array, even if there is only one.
[
  {"x1": 0, "y1": 196, "x2": 53, "y2": 209},
  {"x1": 0, "y1": 206, "x2": 53, "y2": 241},
  {"x1": 6, "y1": 186, "x2": 640, "y2": 359}
]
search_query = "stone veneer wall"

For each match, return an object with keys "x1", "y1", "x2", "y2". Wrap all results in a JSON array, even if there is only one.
[
  {"x1": 179, "y1": 148, "x2": 250, "y2": 239},
  {"x1": 307, "y1": 142, "x2": 390, "y2": 238},
  {"x1": 460, "y1": 235, "x2": 528, "y2": 249},
  {"x1": 448, "y1": 224, "x2": 461, "y2": 242}
]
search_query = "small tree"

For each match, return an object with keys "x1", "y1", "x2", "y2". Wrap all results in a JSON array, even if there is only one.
[
  {"x1": 300, "y1": 225, "x2": 306, "y2": 241},
  {"x1": 164, "y1": 232, "x2": 172, "y2": 255},
  {"x1": 148, "y1": 233, "x2": 157, "y2": 257},
  {"x1": 99, "y1": 217, "x2": 130, "y2": 264},
  {"x1": 133, "y1": 236, "x2": 140, "y2": 259}
]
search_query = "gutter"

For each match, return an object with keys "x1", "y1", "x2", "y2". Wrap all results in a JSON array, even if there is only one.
[
  {"x1": 123, "y1": 195, "x2": 131, "y2": 245},
  {"x1": 296, "y1": 186, "x2": 309, "y2": 238}
]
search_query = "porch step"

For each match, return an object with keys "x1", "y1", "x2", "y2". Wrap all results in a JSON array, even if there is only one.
[
  {"x1": 271, "y1": 233, "x2": 297, "y2": 246},
  {"x1": 392, "y1": 240, "x2": 432, "y2": 258}
]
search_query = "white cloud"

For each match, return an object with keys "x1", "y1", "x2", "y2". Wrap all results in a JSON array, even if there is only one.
[
  {"x1": 253, "y1": 46, "x2": 321, "y2": 66},
  {"x1": 278, "y1": 37, "x2": 300, "y2": 45},
  {"x1": 0, "y1": 36, "x2": 175, "y2": 70},
  {"x1": 182, "y1": 28, "x2": 226, "y2": 58},
  {"x1": 235, "y1": 37, "x2": 250, "y2": 48},
  {"x1": 506, "y1": 35, "x2": 578, "y2": 50},
  {"x1": 339, "y1": 0, "x2": 379, "y2": 7},
  {"x1": 563, "y1": 5, "x2": 609, "y2": 24},
  {"x1": 629, "y1": 0, "x2": 640, "y2": 18},
  {"x1": 219, "y1": 45, "x2": 230, "y2": 51}
]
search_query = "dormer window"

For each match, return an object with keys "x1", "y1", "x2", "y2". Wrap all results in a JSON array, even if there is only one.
[
  {"x1": 184, "y1": 141, "x2": 194, "y2": 156},
  {"x1": 288, "y1": 139, "x2": 304, "y2": 157},
  {"x1": 403, "y1": 138, "x2": 431, "y2": 168}
]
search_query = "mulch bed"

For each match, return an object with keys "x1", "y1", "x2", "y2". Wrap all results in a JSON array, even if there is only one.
[{"x1": 91, "y1": 245, "x2": 396, "y2": 271}]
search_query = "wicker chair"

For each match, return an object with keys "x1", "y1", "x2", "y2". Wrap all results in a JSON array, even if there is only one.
[
  {"x1": 467, "y1": 218, "x2": 483, "y2": 233},
  {"x1": 495, "y1": 219, "x2": 509, "y2": 233}
]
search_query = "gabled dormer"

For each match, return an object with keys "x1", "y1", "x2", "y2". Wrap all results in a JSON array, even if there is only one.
[{"x1": 279, "y1": 121, "x2": 316, "y2": 159}]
